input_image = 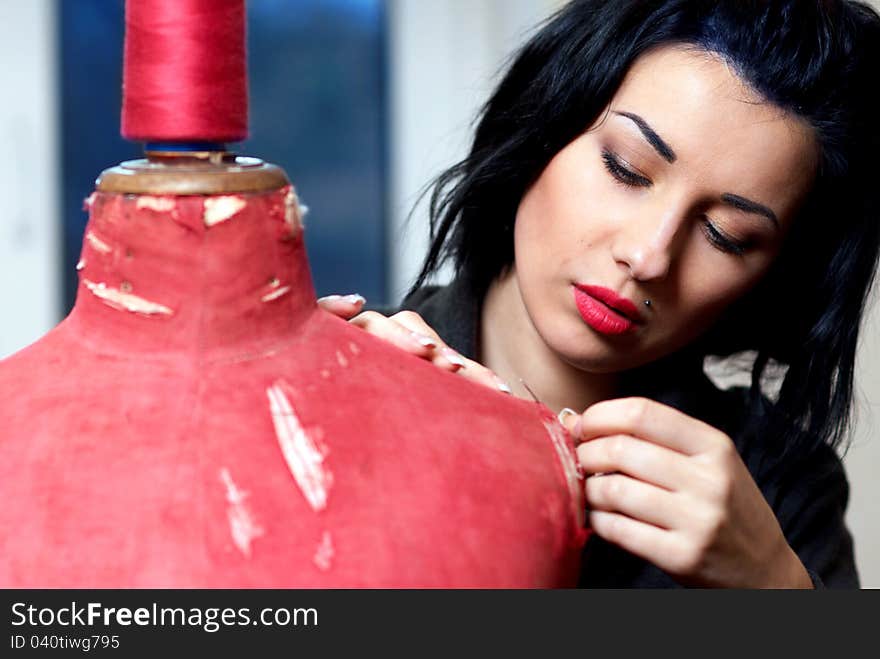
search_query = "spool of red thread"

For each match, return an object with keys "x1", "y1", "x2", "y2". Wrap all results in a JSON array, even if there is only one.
[{"x1": 122, "y1": 0, "x2": 248, "y2": 143}]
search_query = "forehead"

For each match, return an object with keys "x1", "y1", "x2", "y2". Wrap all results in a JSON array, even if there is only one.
[{"x1": 605, "y1": 45, "x2": 818, "y2": 219}]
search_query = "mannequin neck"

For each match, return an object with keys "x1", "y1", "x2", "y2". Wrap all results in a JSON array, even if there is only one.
[{"x1": 68, "y1": 186, "x2": 316, "y2": 360}]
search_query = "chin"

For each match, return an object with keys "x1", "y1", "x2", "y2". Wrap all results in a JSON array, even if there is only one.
[
  {"x1": 562, "y1": 347, "x2": 649, "y2": 374},
  {"x1": 545, "y1": 326, "x2": 647, "y2": 374}
]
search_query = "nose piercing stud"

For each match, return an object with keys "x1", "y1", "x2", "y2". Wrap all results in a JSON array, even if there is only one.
[{"x1": 644, "y1": 299, "x2": 652, "y2": 308}]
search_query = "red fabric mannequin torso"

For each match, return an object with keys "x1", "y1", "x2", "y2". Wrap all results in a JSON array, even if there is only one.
[{"x1": 0, "y1": 185, "x2": 587, "y2": 587}]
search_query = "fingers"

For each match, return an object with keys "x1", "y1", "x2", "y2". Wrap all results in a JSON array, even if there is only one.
[
  {"x1": 349, "y1": 310, "x2": 440, "y2": 360},
  {"x1": 576, "y1": 434, "x2": 689, "y2": 491},
  {"x1": 389, "y1": 312, "x2": 511, "y2": 393},
  {"x1": 386, "y1": 311, "x2": 461, "y2": 370},
  {"x1": 315, "y1": 299, "x2": 518, "y2": 396},
  {"x1": 558, "y1": 408, "x2": 583, "y2": 439},
  {"x1": 387, "y1": 311, "x2": 444, "y2": 345},
  {"x1": 585, "y1": 473, "x2": 678, "y2": 529},
  {"x1": 317, "y1": 294, "x2": 366, "y2": 320},
  {"x1": 351, "y1": 310, "x2": 513, "y2": 395},
  {"x1": 579, "y1": 397, "x2": 728, "y2": 456},
  {"x1": 587, "y1": 510, "x2": 682, "y2": 569},
  {"x1": 450, "y1": 353, "x2": 513, "y2": 395}
]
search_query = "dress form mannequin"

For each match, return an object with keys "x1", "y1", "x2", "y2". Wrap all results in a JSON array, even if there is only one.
[{"x1": 0, "y1": 153, "x2": 586, "y2": 587}]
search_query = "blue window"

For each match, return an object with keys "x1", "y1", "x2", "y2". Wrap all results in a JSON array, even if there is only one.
[{"x1": 60, "y1": 0, "x2": 388, "y2": 310}]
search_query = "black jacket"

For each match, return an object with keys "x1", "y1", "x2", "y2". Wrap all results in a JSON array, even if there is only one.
[{"x1": 393, "y1": 277, "x2": 859, "y2": 588}]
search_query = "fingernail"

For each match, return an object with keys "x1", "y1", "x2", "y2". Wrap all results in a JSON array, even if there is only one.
[
  {"x1": 441, "y1": 347, "x2": 466, "y2": 368},
  {"x1": 343, "y1": 294, "x2": 365, "y2": 305},
  {"x1": 495, "y1": 377, "x2": 512, "y2": 394},
  {"x1": 558, "y1": 407, "x2": 577, "y2": 426},
  {"x1": 410, "y1": 331, "x2": 437, "y2": 349}
]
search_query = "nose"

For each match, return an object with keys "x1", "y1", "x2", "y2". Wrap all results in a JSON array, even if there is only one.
[{"x1": 611, "y1": 208, "x2": 685, "y2": 282}]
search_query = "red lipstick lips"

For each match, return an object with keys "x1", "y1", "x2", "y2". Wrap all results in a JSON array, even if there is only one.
[{"x1": 572, "y1": 284, "x2": 643, "y2": 335}]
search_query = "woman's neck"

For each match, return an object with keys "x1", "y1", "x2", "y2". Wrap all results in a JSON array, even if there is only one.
[{"x1": 479, "y1": 268, "x2": 620, "y2": 414}]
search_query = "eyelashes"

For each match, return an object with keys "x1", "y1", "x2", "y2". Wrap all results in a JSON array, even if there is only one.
[
  {"x1": 600, "y1": 148, "x2": 751, "y2": 256},
  {"x1": 701, "y1": 221, "x2": 747, "y2": 256},
  {"x1": 601, "y1": 149, "x2": 651, "y2": 188}
]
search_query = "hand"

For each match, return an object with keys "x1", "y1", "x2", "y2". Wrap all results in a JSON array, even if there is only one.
[
  {"x1": 316, "y1": 294, "x2": 512, "y2": 395},
  {"x1": 563, "y1": 397, "x2": 813, "y2": 588}
]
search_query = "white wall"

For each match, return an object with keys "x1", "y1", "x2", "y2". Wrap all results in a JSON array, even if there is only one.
[
  {"x1": 849, "y1": 289, "x2": 880, "y2": 587},
  {"x1": 387, "y1": 0, "x2": 564, "y2": 301},
  {"x1": 833, "y1": 0, "x2": 880, "y2": 593},
  {"x1": 0, "y1": 0, "x2": 59, "y2": 359},
  {"x1": 847, "y1": 0, "x2": 880, "y2": 582}
]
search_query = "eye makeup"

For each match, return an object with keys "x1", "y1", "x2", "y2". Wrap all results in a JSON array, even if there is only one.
[
  {"x1": 601, "y1": 148, "x2": 651, "y2": 188},
  {"x1": 700, "y1": 218, "x2": 751, "y2": 255},
  {"x1": 600, "y1": 147, "x2": 754, "y2": 256}
]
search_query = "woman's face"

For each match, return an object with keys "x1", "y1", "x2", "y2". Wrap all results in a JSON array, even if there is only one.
[{"x1": 512, "y1": 45, "x2": 818, "y2": 373}]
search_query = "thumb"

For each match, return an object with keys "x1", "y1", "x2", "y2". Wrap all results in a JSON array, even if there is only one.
[{"x1": 558, "y1": 407, "x2": 584, "y2": 444}]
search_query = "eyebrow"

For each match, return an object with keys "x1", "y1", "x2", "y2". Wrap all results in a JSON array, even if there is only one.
[
  {"x1": 721, "y1": 193, "x2": 779, "y2": 229},
  {"x1": 613, "y1": 110, "x2": 779, "y2": 229},
  {"x1": 613, "y1": 111, "x2": 677, "y2": 163}
]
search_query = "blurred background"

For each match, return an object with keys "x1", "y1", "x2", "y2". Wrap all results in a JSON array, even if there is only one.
[{"x1": 1, "y1": 0, "x2": 877, "y2": 587}]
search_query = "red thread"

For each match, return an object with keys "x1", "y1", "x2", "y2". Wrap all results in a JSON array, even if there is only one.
[{"x1": 122, "y1": 0, "x2": 248, "y2": 143}]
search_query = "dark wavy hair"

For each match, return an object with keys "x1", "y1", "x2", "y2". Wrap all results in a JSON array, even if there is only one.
[{"x1": 410, "y1": 0, "x2": 880, "y2": 464}]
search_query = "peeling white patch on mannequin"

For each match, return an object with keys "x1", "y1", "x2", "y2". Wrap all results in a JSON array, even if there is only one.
[
  {"x1": 203, "y1": 196, "x2": 247, "y2": 227},
  {"x1": 85, "y1": 231, "x2": 112, "y2": 254},
  {"x1": 319, "y1": 369, "x2": 331, "y2": 379},
  {"x1": 83, "y1": 192, "x2": 96, "y2": 210},
  {"x1": 543, "y1": 419, "x2": 585, "y2": 527},
  {"x1": 336, "y1": 350, "x2": 349, "y2": 368},
  {"x1": 219, "y1": 468, "x2": 265, "y2": 558},
  {"x1": 83, "y1": 280, "x2": 174, "y2": 316},
  {"x1": 76, "y1": 259, "x2": 86, "y2": 271},
  {"x1": 267, "y1": 380, "x2": 333, "y2": 512},
  {"x1": 261, "y1": 279, "x2": 292, "y2": 303},
  {"x1": 261, "y1": 286, "x2": 291, "y2": 303},
  {"x1": 284, "y1": 187, "x2": 308, "y2": 234},
  {"x1": 313, "y1": 531, "x2": 334, "y2": 571},
  {"x1": 348, "y1": 342, "x2": 361, "y2": 356},
  {"x1": 136, "y1": 196, "x2": 177, "y2": 213}
]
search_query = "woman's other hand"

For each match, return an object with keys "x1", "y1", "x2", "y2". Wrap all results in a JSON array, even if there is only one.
[
  {"x1": 317, "y1": 295, "x2": 512, "y2": 395},
  {"x1": 315, "y1": 293, "x2": 367, "y2": 320},
  {"x1": 562, "y1": 397, "x2": 814, "y2": 588}
]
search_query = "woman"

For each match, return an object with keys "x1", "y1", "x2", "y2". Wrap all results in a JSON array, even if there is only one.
[{"x1": 320, "y1": 0, "x2": 880, "y2": 587}]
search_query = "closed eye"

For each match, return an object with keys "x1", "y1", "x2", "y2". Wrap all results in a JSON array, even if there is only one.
[
  {"x1": 602, "y1": 149, "x2": 753, "y2": 257},
  {"x1": 701, "y1": 218, "x2": 751, "y2": 256},
  {"x1": 601, "y1": 149, "x2": 652, "y2": 188}
]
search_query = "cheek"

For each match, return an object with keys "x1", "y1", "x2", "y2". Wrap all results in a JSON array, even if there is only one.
[
  {"x1": 513, "y1": 150, "x2": 615, "y2": 272},
  {"x1": 513, "y1": 178, "x2": 562, "y2": 282},
  {"x1": 672, "y1": 254, "x2": 772, "y2": 331}
]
